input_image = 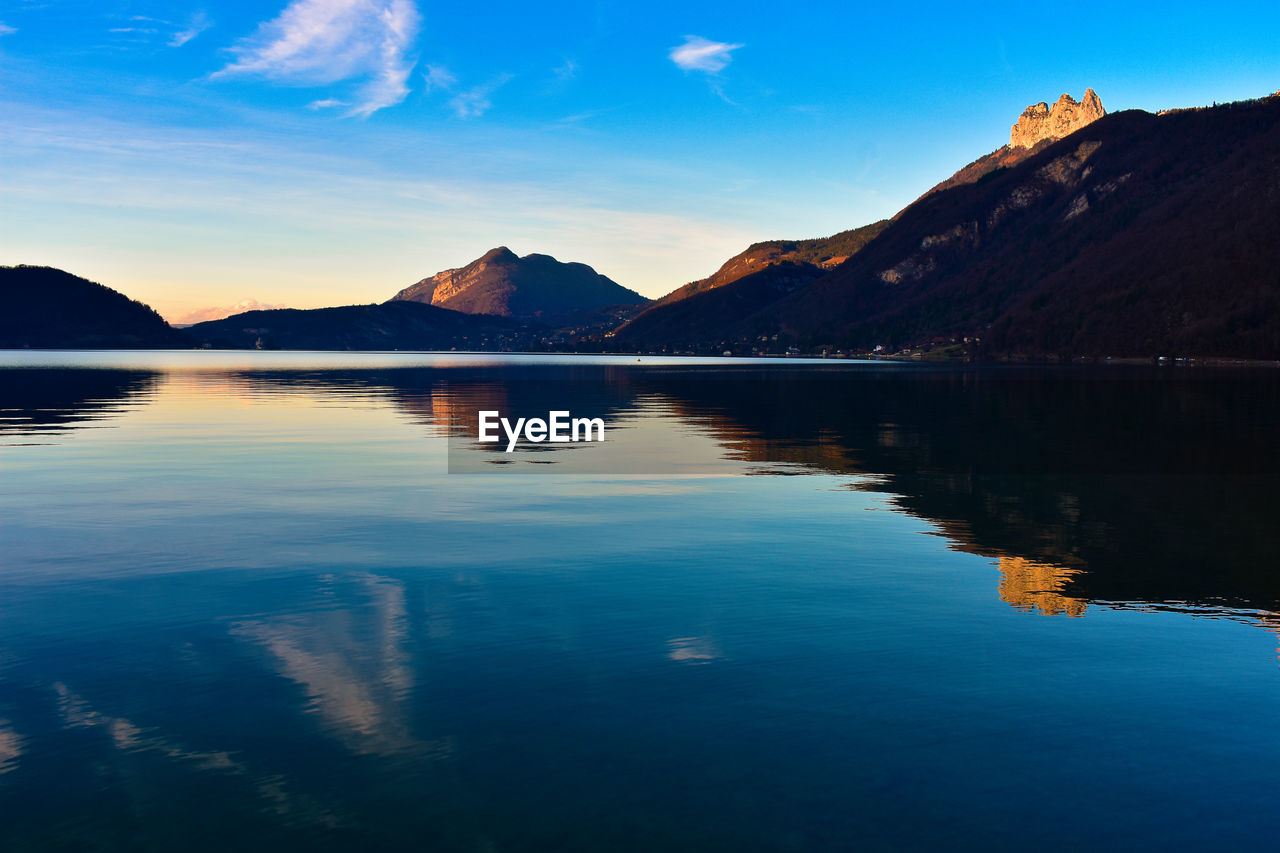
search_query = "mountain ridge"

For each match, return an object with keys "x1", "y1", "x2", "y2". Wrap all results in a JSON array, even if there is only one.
[{"x1": 612, "y1": 221, "x2": 889, "y2": 345}]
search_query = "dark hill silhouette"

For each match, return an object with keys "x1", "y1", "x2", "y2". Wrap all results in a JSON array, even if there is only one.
[
  {"x1": 910, "y1": 139, "x2": 1053, "y2": 208},
  {"x1": 613, "y1": 222, "x2": 887, "y2": 346},
  {"x1": 186, "y1": 302, "x2": 530, "y2": 351},
  {"x1": 612, "y1": 263, "x2": 826, "y2": 350},
  {"x1": 647, "y1": 222, "x2": 888, "y2": 311},
  {"x1": 390, "y1": 247, "x2": 646, "y2": 321},
  {"x1": 0, "y1": 266, "x2": 188, "y2": 349}
]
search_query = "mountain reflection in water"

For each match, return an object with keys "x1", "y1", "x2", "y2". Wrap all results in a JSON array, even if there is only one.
[
  {"x1": 4, "y1": 359, "x2": 1278, "y2": 619},
  {"x1": 3, "y1": 354, "x2": 1280, "y2": 850}
]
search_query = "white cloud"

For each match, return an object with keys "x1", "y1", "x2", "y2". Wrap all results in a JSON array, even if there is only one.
[
  {"x1": 170, "y1": 11, "x2": 212, "y2": 47},
  {"x1": 669, "y1": 35, "x2": 743, "y2": 74},
  {"x1": 0, "y1": 23, "x2": 17, "y2": 37},
  {"x1": 422, "y1": 64, "x2": 456, "y2": 93},
  {"x1": 215, "y1": 0, "x2": 420, "y2": 117},
  {"x1": 308, "y1": 98, "x2": 347, "y2": 109},
  {"x1": 449, "y1": 76, "x2": 511, "y2": 119}
]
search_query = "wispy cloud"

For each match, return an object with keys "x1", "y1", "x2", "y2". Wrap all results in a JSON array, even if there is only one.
[
  {"x1": 669, "y1": 36, "x2": 743, "y2": 74},
  {"x1": 106, "y1": 13, "x2": 206, "y2": 47},
  {"x1": 555, "y1": 108, "x2": 606, "y2": 126},
  {"x1": 308, "y1": 98, "x2": 347, "y2": 110},
  {"x1": 170, "y1": 11, "x2": 212, "y2": 47},
  {"x1": 449, "y1": 75, "x2": 511, "y2": 119},
  {"x1": 422, "y1": 64, "x2": 456, "y2": 93},
  {"x1": 553, "y1": 59, "x2": 577, "y2": 82},
  {"x1": 0, "y1": 23, "x2": 17, "y2": 37},
  {"x1": 214, "y1": 0, "x2": 421, "y2": 118},
  {"x1": 423, "y1": 66, "x2": 510, "y2": 120}
]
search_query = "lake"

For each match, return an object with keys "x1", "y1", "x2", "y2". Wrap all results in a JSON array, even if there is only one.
[{"x1": 2, "y1": 351, "x2": 1279, "y2": 851}]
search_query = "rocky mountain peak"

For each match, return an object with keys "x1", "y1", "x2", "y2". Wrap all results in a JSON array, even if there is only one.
[
  {"x1": 1010, "y1": 88, "x2": 1105, "y2": 148},
  {"x1": 389, "y1": 247, "x2": 646, "y2": 320},
  {"x1": 480, "y1": 246, "x2": 519, "y2": 263}
]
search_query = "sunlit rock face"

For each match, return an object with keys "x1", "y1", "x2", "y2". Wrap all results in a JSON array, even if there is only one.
[{"x1": 1010, "y1": 89, "x2": 1105, "y2": 149}]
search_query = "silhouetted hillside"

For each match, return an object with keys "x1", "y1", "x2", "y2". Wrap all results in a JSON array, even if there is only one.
[
  {"x1": 911, "y1": 140, "x2": 1051, "y2": 208},
  {"x1": 626, "y1": 221, "x2": 888, "y2": 320},
  {"x1": 186, "y1": 301, "x2": 530, "y2": 350},
  {"x1": 612, "y1": 263, "x2": 825, "y2": 350},
  {"x1": 0, "y1": 266, "x2": 189, "y2": 349},
  {"x1": 612, "y1": 221, "x2": 887, "y2": 348}
]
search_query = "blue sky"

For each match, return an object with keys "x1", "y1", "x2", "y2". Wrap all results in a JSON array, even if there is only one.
[{"x1": 2, "y1": 1, "x2": 1278, "y2": 321}]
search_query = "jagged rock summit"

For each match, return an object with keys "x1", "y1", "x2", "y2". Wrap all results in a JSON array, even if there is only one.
[{"x1": 1010, "y1": 89, "x2": 1105, "y2": 148}]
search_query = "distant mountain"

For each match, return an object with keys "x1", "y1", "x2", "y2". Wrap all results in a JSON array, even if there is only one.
[
  {"x1": 612, "y1": 221, "x2": 888, "y2": 346},
  {"x1": 0, "y1": 266, "x2": 189, "y2": 349},
  {"x1": 186, "y1": 302, "x2": 529, "y2": 351},
  {"x1": 623, "y1": 91, "x2": 1280, "y2": 360},
  {"x1": 174, "y1": 298, "x2": 287, "y2": 327},
  {"x1": 390, "y1": 247, "x2": 647, "y2": 321}
]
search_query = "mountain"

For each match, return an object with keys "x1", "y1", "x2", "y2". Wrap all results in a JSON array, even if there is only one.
[
  {"x1": 616, "y1": 91, "x2": 1104, "y2": 351},
  {"x1": 0, "y1": 266, "x2": 189, "y2": 349},
  {"x1": 186, "y1": 301, "x2": 530, "y2": 351},
  {"x1": 174, "y1": 298, "x2": 287, "y2": 326},
  {"x1": 1010, "y1": 89, "x2": 1105, "y2": 149},
  {"x1": 390, "y1": 247, "x2": 647, "y2": 321},
  {"x1": 622, "y1": 91, "x2": 1280, "y2": 360},
  {"x1": 612, "y1": 221, "x2": 888, "y2": 347},
  {"x1": 915, "y1": 89, "x2": 1106, "y2": 206},
  {"x1": 769, "y1": 93, "x2": 1280, "y2": 358}
]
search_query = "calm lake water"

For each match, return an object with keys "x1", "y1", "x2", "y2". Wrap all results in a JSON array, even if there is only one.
[{"x1": 2, "y1": 351, "x2": 1280, "y2": 851}]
